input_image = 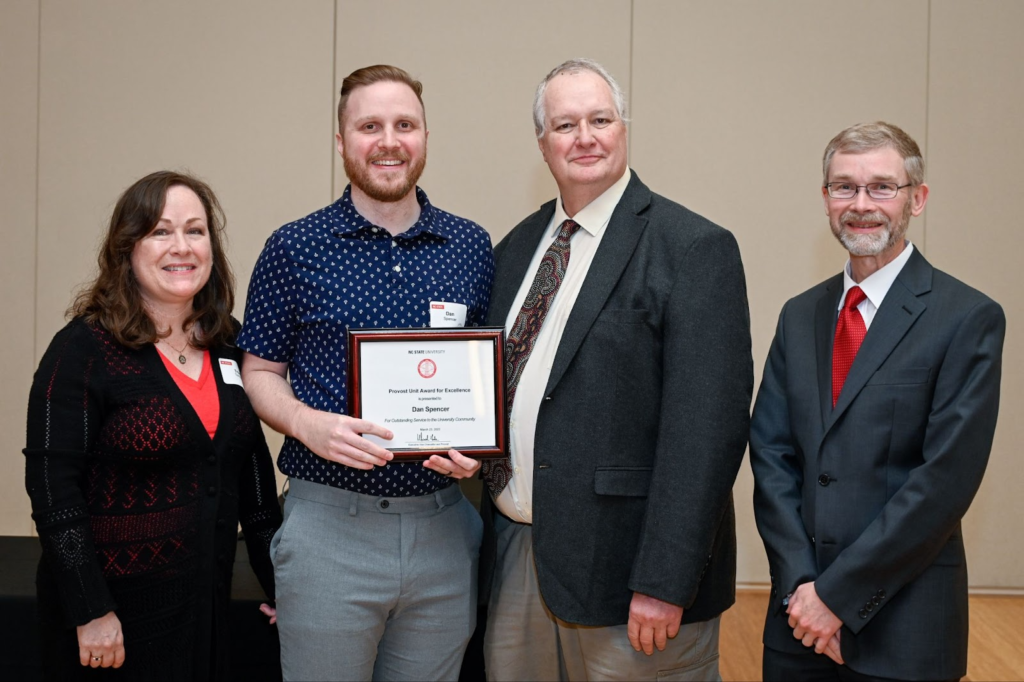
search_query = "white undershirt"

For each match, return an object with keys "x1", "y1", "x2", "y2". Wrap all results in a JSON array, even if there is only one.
[
  {"x1": 839, "y1": 241, "x2": 915, "y2": 329},
  {"x1": 494, "y1": 167, "x2": 632, "y2": 523}
]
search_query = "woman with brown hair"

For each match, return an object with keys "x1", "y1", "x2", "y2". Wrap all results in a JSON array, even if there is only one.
[{"x1": 24, "y1": 171, "x2": 282, "y2": 680}]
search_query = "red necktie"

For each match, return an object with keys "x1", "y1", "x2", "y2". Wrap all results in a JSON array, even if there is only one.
[
  {"x1": 482, "y1": 219, "x2": 582, "y2": 496},
  {"x1": 832, "y1": 286, "x2": 867, "y2": 407}
]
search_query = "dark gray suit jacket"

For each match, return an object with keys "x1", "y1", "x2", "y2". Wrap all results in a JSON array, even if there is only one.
[
  {"x1": 750, "y1": 247, "x2": 1005, "y2": 679},
  {"x1": 479, "y1": 171, "x2": 753, "y2": 626}
]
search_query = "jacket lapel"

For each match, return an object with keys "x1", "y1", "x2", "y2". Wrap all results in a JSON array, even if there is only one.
[
  {"x1": 824, "y1": 249, "x2": 932, "y2": 432},
  {"x1": 545, "y1": 172, "x2": 651, "y2": 395},
  {"x1": 815, "y1": 277, "x2": 843, "y2": 429},
  {"x1": 487, "y1": 202, "x2": 556, "y2": 328}
]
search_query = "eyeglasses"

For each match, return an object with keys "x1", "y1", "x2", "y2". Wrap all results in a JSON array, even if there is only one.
[{"x1": 825, "y1": 182, "x2": 913, "y2": 200}]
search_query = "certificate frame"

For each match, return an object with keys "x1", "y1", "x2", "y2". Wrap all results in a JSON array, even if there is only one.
[{"x1": 347, "y1": 327, "x2": 508, "y2": 461}]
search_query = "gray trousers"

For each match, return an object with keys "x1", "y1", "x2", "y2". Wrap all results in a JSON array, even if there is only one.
[
  {"x1": 271, "y1": 478, "x2": 482, "y2": 682},
  {"x1": 484, "y1": 516, "x2": 721, "y2": 681}
]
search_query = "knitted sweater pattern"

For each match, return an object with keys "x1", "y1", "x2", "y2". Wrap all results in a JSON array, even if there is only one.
[{"x1": 25, "y1": 318, "x2": 281, "y2": 680}]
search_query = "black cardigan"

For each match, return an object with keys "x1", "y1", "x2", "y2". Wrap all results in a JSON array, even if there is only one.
[{"x1": 24, "y1": 318, "x2": 282, "y2": 681}]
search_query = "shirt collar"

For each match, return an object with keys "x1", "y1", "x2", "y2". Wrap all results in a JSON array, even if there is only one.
[
  {"x1": 550, "y1": 167, "x2": 632, "y2": 238},
  {"x1": 840, "y1": 241, "x2": 915, "y2": 310},
  {"x1": 332, "y1": 185, "x2": 450, "y2": 241}
]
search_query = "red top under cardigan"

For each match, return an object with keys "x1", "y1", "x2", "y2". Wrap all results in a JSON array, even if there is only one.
[{"x1": 24, "y1": 318, "x2": 281, "y2": 681}]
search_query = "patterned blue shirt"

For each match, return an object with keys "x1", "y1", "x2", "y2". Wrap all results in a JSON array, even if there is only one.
[{"x1": 238, "y1": 185, "x2": 494, "y2": 496}]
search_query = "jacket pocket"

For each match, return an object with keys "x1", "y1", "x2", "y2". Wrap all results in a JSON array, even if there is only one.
[
  {"x1": 595, "y1": 308, "x2": 650, "y2": 325},
  {"x1": 594, "y1": 467, "x2": 653, "y2": 497},
  {"x1": 865, "y1": 367, "x2": 931, "y2": 385}
]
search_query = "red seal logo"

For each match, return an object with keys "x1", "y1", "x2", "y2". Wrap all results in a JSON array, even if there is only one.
[{"x1": 417, "y1": 358, "x2": 437, "y2": 379}]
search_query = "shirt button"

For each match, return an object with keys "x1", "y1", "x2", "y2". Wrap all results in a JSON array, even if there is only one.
[
  {"x1": 514, "y1": 466, "x2": 520, "y2": 474},
  {"x1": 207, "y1": 455, "x2": 216, "y2": 464},
  {"x1": 391, "y1": 240, "x2": 397, "y2": 247},
  {"x1": 818, "y1": 474, "x2": 831, "y2": 486},
  {"x1": 208, "y1": 486, "x2": 216, "y2": 496},
  {"x1": 393, "y1": 265, "x2": 401, "y2": 272}
]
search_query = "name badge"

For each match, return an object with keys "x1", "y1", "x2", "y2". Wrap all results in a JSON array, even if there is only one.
[
  {"x1": 429, "y1": 301, "x2": 467, "y2": 328},
  {"x1": 219, "y1": 358, "x2": 244, "y2": 387}
]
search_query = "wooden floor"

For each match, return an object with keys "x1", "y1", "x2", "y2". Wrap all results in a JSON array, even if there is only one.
[{"x1": 720, "y1": 590, "x2": 1024, "y2": 681}]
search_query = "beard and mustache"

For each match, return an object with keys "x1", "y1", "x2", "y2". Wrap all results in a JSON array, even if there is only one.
[
  {"x1": 343, "y1": 148, "x2": 427, "y2": 203},
  {"x1": 830, "y1": 196, "x2": 913, "y2": 257}
]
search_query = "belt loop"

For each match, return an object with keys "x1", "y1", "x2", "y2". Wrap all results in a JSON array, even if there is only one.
[
  {"x1": 434, "y1": 490, "x2": 446, "y2": 511},
  {"x1": 349, "y1": 493, "x2": 358, "y2": 517}
]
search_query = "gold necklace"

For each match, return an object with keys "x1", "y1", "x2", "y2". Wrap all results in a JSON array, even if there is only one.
[{"x1": 163, "y1": 337, "x2": 190, "y2": 365}]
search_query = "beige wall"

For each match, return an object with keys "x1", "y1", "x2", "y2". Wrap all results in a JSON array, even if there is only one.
[
  {"x1": 1, "y1": 0, "x2": 40, "y2": 536},
  {"x1": 3, "y1": 0, "x2": 1020, "y2": 589},
  {"x1": 927, "y1": 0, "x2": 1024, "y2": 590},
  {"x1": 631, "y1": 0, "x2": 931, "y2": 587}
]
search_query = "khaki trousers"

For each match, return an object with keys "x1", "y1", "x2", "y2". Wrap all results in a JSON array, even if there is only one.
[{"x1": 484, "y1": 515, "x2": 721, "y2": 681}]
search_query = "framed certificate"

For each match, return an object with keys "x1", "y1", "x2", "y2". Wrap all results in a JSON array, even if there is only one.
[{"x1": 347, "y1": 327, "x2": 508, "y2": 460}]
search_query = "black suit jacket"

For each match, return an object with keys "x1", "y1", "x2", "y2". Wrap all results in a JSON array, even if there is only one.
[
  {"x1": 479, "y1": 171, "x2": 753, "y2": 626},
  {"x1": 750, "y1": 248, "x2": 1005, "y2": 679}
]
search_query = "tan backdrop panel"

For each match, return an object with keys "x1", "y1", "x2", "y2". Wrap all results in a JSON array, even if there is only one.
[
  {"x1": 34, "y1": 0, "x2": 337, "y2": 503},
  {"x1": 332, "y1": 0, "x2": 632, "y2": 510},
  {"x1": 927, "y1": 0, "x2": 1024, "y2": 589},
  {"x1": 1, "y1": 0, "x2": 41, "y2": 536},
  {"x1": 333, "y1": 0, "x2": 633, "y2": 241},
  {"x1": 4, "y1": 0, "x2": 1022, "y2": 594},
  {"x1": 36, "y1": 0, "x2": 336, "y2": 351},
  {"x1": 631, "y1": 0, "x2": 930, "y2": 585}
]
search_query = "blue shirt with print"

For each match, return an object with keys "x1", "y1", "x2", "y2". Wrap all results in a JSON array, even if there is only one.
[{"x1": 238, "y1": 185, "x2": 494, "y2": 496}]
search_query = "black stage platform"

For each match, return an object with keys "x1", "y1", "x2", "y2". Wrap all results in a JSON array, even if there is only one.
[{"x1": 0, "y1": 536, "x2": 281, "y2": 682}]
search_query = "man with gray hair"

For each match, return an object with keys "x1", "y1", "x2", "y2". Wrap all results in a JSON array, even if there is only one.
[
  {"x1": 751, "y1": 121, "x2": 1004, "y2": 680},
  {"x1": 478, "y1": 58, "x2": 753, "y2": 680}
]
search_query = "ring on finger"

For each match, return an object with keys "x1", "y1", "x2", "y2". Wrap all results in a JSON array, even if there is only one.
[{"x1": 92, "y1": 656, "x2": 101, "y2": 661}]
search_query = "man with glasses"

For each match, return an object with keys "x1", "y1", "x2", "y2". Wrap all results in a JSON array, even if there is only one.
[{"x1": 750, "y1": 121, "x2": 1005, "y2": 681}]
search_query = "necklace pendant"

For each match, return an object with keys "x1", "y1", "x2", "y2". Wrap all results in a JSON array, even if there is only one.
[{"x1": 178, "y1": 354, "x2": 187, "y2": 365}]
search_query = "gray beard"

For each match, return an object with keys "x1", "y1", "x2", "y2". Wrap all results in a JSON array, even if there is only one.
[
  {"x1": 838, "y1": 224, "x2": 893, "y2": 256},
  {"x1": 832, "y1": 200, "x2": 912, "y2": 256}
]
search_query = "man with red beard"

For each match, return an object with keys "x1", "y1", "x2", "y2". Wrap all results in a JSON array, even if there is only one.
[
  {"x1": 238, "y1": 65, "x2": 493, "y2": 681},
  {"x1": 750, "y1": 121, "x2": 1005, "y2": 681}
]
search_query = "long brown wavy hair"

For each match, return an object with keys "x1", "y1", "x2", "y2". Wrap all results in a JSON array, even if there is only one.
[{"x1": 70, "y1": 171, "x2": 236, "y2": 349}]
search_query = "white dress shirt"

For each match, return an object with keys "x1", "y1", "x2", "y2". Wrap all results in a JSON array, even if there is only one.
[
  {"x1": 839, "y1": 241, "x2": 915, "y2": 329},
  {"x1": 494, "y1": 168, "x2": 632, "y2": 523}
]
